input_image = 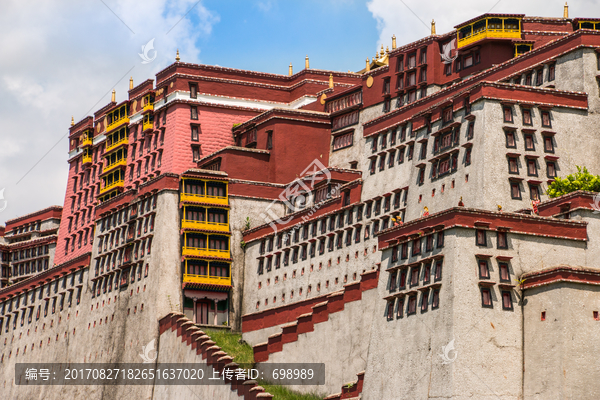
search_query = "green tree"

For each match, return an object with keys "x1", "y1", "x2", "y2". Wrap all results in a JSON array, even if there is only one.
[{"x1": 546, "y1": 166, "x2": 600, "y2": 198}]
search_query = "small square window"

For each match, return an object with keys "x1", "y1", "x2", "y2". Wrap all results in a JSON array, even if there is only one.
[
  {"x1": 499, "y1": 262, "x2": 510, "y2": 282},
  {"x1": 497, "y1": 231, "x2": 508, "y2": 249},
  {"x1": 479, "y1": 259, "x2": 490, "y2": 279},
  {"x1": 501, "y1": 291, "x2": 513, "y2": 310},
  {"x1": 476, "y1": 230, "x2": 487, "y2": 246},
  {"x1": 481, "y1": 288, "x2": 493, "y2": 308}
]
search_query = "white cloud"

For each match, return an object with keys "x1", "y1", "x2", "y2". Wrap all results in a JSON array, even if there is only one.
[
  {"x1": 0, "y1": 0, "x2": 218, "y2": 224},
  {"x1": 366, "y1": 0, "x2": 599, "y2": 54}
]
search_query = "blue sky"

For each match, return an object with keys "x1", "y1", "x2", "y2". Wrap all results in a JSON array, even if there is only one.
[
  {"x1": 0, "y1": 0, "x2": 595, "y2": 224},
  {"x1": 199, "y1": 0, "x2": 380, "y2": 74}
]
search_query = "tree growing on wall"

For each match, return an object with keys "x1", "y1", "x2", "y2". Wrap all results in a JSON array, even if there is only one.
[{"x1": 546, "y1": 166, "x2": 600, "y2": 198}]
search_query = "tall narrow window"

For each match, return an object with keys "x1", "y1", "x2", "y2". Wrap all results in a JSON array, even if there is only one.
[
  {"x1": 530, "y1": 185, "x2": 540, "y2": 201},
  {"x1": 547, "y1": 162, "x2": 556, "y2": 178},
  {"x1": 476, "y1": 230, "x2": 487, "y2": 246},
  {"x1": 191, "y1": 125, "x2": 199, "y2": 142},
  {"x1": 479, "y1": 259, "x2": 490, "y2": 279},
  {"x1": 189, "y1": 83, "x2": 198, "y2": 99},
  {"x1": 508, "y1": 157, "x2": 519, "y2": 174},
  {"x1": 522, "y1": 109, "x2": 532, "y2": 125},
  {"x1": 505, "y1": 130, "x2": 516, "y2": 148},
  {"x1": 527, "y1": 159, "x2": 537, "y2": 176},
  {"x1": 541, "y1": 111, "x2": 551, "y2": 127},
  {"x1": 511, "y1": 183, "x2": 521, "y2": 199},
  {"x1": 548, "y1": 64, "x2": 555, "y2": 81},
  {"x1": 481, "y1": 288, "x2": 493, "y2": 308},
  {"x1": 497, "y1": 231, "x2": 508, "y2": 249},
  {"x1": 266, "y1": 131, "x2": 273, "y2": 150},
  {"x1": 499, "y1": 263, "x2": 510, "y2": 282},
  {"x1": 190, "y1": 106, "x2": 198, "y2": 120},
  {"x1": 544, "y1": 136, "x2": 554, "y2": 153},
  {"x1": 503, "y1": 106, "x2": 513, "y2": 123},
  {"x1": 502, "y1": 291, "x2": 513, "y2": 310}
]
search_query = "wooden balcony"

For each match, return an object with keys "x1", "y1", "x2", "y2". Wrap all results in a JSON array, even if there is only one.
[
  {"x1": 105, "y1": 136, "x2": 128, "y2": 153},
  {"x1": 183, "y1": 273, "x2": 231, "y2": 287},
  {"x1": 181, "y1": 220, "x2": 229, "y2": 233},
  {"x1": 99, "y1": 179, "x2": 124, "y2": 195},
  {"x1": 106, "y1": 116, "x2": 130, "y2": 134},
  {"x1": 180, "y1": 193, "x2": 228, "y2": 206},
  {"x1": 182, "y1": 247, "x2": 230, "y2": 259}
]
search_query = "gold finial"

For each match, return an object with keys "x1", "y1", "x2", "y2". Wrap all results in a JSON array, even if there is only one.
[
  {"x1": 305, "y1": 55, "x2": 309, "y2": 69},
  {"x1": 71, "y1": 116, "x2": 75, "y2": 126},
  {"x1": 386, "y1": 46, "x2": 389, "y2": 54},
  {"x1": 380, "y1": 44, "x2": 384, "y2": 57},
  {"x1": 129, "y1": 76, "x2": 133, "y2": 90},
  {"x1": 329, "y1": 74, "x2": 334, "y2": 89},
  {"x1": 375, "y1": 51, "x2": 379, "y2": 60},
  {"x1": 392, "y1": 34, "x2": 397, "y2": 50},
  {"x1": 366, "y1": 58, "x2": 370, "y2": 72},
  {"x1": 176, "y1": 49, "x2": 180, "y2": 62},
  {"x1": 111, "y1": 89, "x2": 116, "y2": 103},
  {"x1": 289, "y1": 63, "x2": 293, "y2": 76},
  {"x1": 564, "y1": 2, "x2": 569, "y2": 18},
  {"x1": 431, "y1": 19, "x2": 436, "y2": 35}
]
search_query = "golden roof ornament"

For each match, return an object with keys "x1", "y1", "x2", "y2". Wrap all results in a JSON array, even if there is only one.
[
  {"x1": 366, "y1": 58, "x2": 370, "y2": 72},
  {"x1": 564, "y1": 2, "x2": 569, "y2": 18},
  {"x1": 392, "y1": 34, "x2": 397, "y2": 50},
  {"x1": 305, "y1": 55, "x2": 309, "y2": 69},
  {"x1": 386, "y1": 46, "x2": 389, "y2": 54},
  {"x1": 329, "y1": 74, "x2": 334, "y2": 89},
  {"x1": 380, "y1": 44, "x2": 384, "y2": 57},
  {"x1": 431, "y1": 19, "x2": 436, "y2": 35},
  {"x1": 71, "y1": 116, "x2": 75, "y2": 126},
  {"x1": 111, "y1": 89, "x2": 116, "y2": 103},
  {"x1": 176, "y1": 49, "x2": 180, "y2": 62},
  {"x1": 289, "y1": 63, "x2": 293, "y2": 76},
  {"x1": 129, "y1": 76, "x2": 133, "y2": 90}
]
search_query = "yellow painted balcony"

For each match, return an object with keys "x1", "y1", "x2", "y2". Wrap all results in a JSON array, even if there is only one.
[
  {"x1": 82, "y1": 154, "x2": 92, "y2": 165},
  {"x1": 457, "y1": 22, "x2": 521, "y2": 48},
  {"x1": 182, "y1": 220, "x2": 229, "y2": 233},
  {"x1": 80, "y1": 137, "x2": 92, "y2": 147},
  {"x1": 101, "y1": 158, "x2": 127, "y2": 175},
  {"x1": 180, "y1": 193, "x2": 228, "y2": 206},
  {"x1": 105, "y1": 136, "x2": 128, "y2": 153},
  {"x1": 99, "y1": 179, "x2": 124, "y2": 195},
  {"x1": 106, "y1": 116, "x2": 130, "y2": 134},
  {"x1": 182, "y1": 246, "x2": 230, "y2": 259},
  {"x1": 143, "y1": 102, "x2": 154, "y2": 113},
  {"x1": 183, "y1": 273, "x2": 231, "y2": 287},
  {"x1": 142, "y1": 119, "x2": 154, "y2": 132}
]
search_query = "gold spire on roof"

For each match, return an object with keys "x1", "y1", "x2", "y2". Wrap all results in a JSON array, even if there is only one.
[
  {"x1": 366, "y1": 58, "x2": 370, "y2": 72},
  {"x1": 386, "y1": 46, "x2": 389, "y2": 54},
  {"x1": 129, "y1": 76, "x2": 133, "y2": 90},
  {"x1": 564, "y1": 2, "x2": 569, "y2": 18},
  {"x1": 329, "y1": 74, "x2": 334, "y2": 89},
  {"x1": 392, "y1": 34, "x2": 397, "y2": 50},
  {"x1": 176, "y1": 49, "x2": 180, "y2": 62},
  {"x1": 431, "y1": 19, "x2": 436, "y2": 35},
  {"x1": 380, "y1": 44, "x2": 384, "y2": 58},
  {"x1": 289, "y1": 63, "x2": 293, "y2": 76},
  {"x1": 71, "y1": 116, "x2": 74, "y2": 126},
  {"x1": 305, "y1": 55, "x2": 309, "y2": 69},
  {"x1": 111, "y1": 89, "x2": 116, "y2": 103}
]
